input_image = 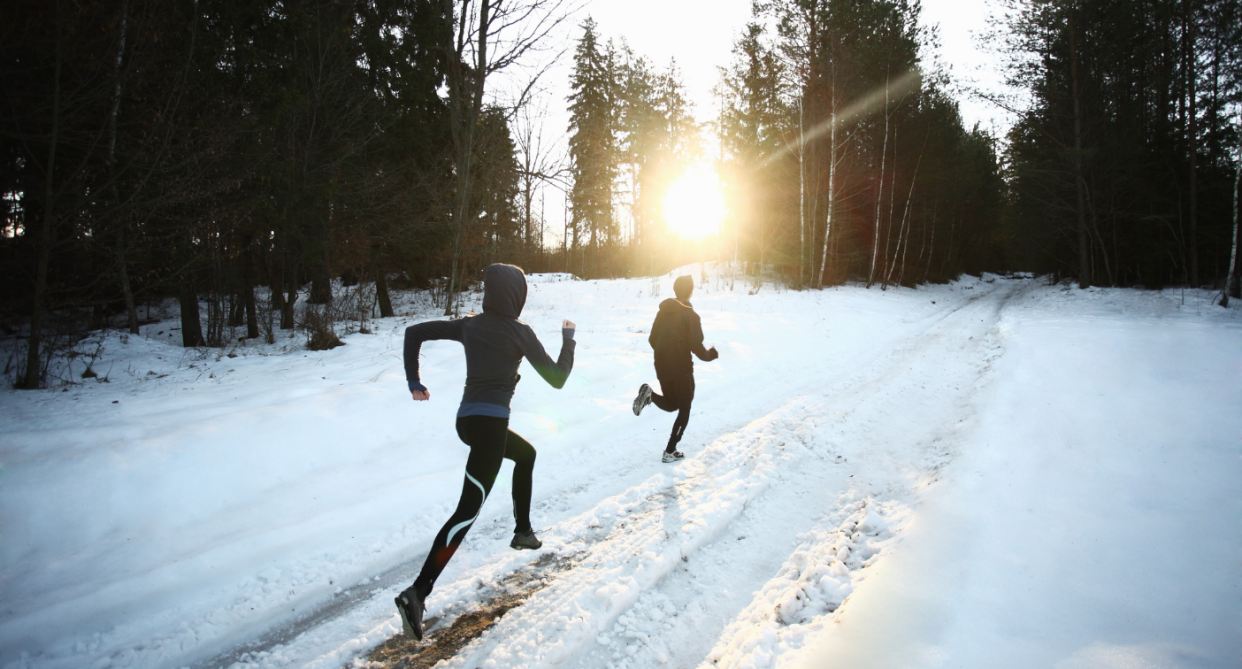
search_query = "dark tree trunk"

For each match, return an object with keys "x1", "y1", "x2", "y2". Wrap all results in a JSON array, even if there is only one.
[
  {"x1": 375, "y1": 266, "x2": 394, "y2": 318},
  {"x1": 281, "y1": 289, "x2": 297, "y2": 329},
  {"x1": 25, "y1": 216, "x2": 53, "y2": 389},
  {"x1": 117, "y1": 227, "x2": 139, "y2": 334},
  {"x1": 280, "y1": 261, "x2": 298, "y2": 329},
  {"x1": 1069, "y1": 6, "x2": 1091, "y2": 289},
  {"x1": 23, "y1": 12, "x2": 64, "y2": 389},
  {"x1": 117, "y1": 243, "x2": 139, "y2": 332},
  {"x1": 179, "y1": 280, "x2": 205, "y2": 347},
  {"x1": 309, "y1": 264, "x2": 332, "y2": 304},
  {"x1": 242, "y1": 248, "x2": 259, "y2": 339},
  {"x1": 110, "y1": 0, "x2": 137, "y2": 335},
  {"x1": 228, "y1": 289, "x2": 243, "y2": 327},
  {"x1": 1226, "y1": 150, "x2": 1241, "y2": 305},
  {"x1": 269, "y1": 275, "x2": 287, "y2": 327}
]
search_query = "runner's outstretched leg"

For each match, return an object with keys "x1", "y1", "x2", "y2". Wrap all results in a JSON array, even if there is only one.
[{"x1": 411, "y1": 416, "x2": 508, "y2": 597}]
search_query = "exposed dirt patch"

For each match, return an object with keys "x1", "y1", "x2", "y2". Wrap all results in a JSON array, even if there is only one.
[
  {"x1": 363, "y1": 590, "x2": 528, "y2": 669},
  {"x1": 358, "y1": 553, "x2": 576, "y2": 668}
]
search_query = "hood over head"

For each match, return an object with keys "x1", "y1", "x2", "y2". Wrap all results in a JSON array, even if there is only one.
[
  {"x1": 673, "y1": 275, "x2": 694, "y2": 300},
  {"x1": 482, "y1": 263, "x2": 527, "y2": 318}
]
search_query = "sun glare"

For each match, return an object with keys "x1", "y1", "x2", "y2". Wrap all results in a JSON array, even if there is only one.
[{"x1": 663, "y1": 165, "x2": 725, "y2": 239}]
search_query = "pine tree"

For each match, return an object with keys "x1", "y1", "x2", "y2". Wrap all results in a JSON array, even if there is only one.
[
  {"x1": 719, "y1": 22, "x2": 791, "y2": 269},
  {"x1": 567, "y1": 18, "x2": 618, "y2": 276}
]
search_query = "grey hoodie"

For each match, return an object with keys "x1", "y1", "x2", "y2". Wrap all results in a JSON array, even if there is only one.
[{"x1": 404, "y1": 264, "x2": 576, "y2": 417}]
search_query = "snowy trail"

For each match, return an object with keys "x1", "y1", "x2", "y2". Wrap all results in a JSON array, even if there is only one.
[
  {"x1": 11, "y1": 270, "x2": 964, "y2": 669},
  {"x1": 6, "y1": 272, "x2": 1236, "y2": 669},
  {"x1": 211, "y1": 278, "x2": 1023, "y2": 669},
  {"x1": 433, "y1": 280, "x2": 1024, "y2": 669}
]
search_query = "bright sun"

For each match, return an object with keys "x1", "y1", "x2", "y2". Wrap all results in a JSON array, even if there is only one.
[{"x1": 663, "y1": 165, "x2": 725, "y2": 239}]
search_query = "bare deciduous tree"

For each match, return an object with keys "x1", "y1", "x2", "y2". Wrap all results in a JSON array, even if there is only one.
[{"x1": 440, "y1": 0, "x2": 577, "y2": 315}]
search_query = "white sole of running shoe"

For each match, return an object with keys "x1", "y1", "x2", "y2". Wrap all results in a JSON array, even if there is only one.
[{"x1": 633, "y1": 384, "x2": 652, "y2": 416}]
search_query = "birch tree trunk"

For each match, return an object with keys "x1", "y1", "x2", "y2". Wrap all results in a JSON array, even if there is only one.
[
  {"x1": 799, "y1": 97, "x2": 806, "y2": 286},
  {"x1": 817, "y1": 63, "x2": 836, "y2": 288},
  {"x1": 817, "y1": 109, "x2": 835, "y2": 288},
  {"x1": 868, "y1": 72, "x2": 889, "y2": 288},
  {"x1": 1222, "y1": 142, "x2": 1240, "y2": 307},
  {"x1": 887, "y1": 134, "x2": 927, "y2": 288},
  {"x1": 881, "y1": 125, "x2": 900, "y2": 289}
]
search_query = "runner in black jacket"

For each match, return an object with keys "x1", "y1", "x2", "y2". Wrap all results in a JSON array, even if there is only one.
[
  {"x1": 632, "y1": 275, "x2": 718, "y2": 462},
  {"x1": 394, "y1": 264, "x2": 576, "y2": 641}
]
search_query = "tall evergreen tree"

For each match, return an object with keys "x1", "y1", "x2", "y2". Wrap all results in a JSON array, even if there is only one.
[
  {"x1": 719, "y1": 22, "x2": 792, "y2": 268},
  {"x1": 567, "y1": 18, "x2": 618, "y2": 275}
]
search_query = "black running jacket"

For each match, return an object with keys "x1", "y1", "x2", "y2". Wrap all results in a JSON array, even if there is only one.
[{"x1": 648, "y1": 298, "x2": 717, "y2": 373}]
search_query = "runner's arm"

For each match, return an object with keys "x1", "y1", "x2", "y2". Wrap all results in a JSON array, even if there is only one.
[
  {"x1": 404, "y1": 319, "x2": 464, "y2": 394},
  {"x1": 518, "y1": 321, "x2": 576, "y2": 389},
  {"x1": 688, "y1": 312, "x2": 718, "y2": 361}
]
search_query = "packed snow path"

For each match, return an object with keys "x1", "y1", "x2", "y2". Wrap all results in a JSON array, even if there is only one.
[
  {"x1": 427, "y1": 278, "x2": 1024, "y2": 669},
  {"x1": 1, "y1": 272, "x2": 1238, "y2": 669}
]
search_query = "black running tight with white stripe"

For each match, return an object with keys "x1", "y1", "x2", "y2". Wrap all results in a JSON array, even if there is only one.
[
  {"x1": 651, "y1": 369, "x2": 695, "y2": 453},
  {"x1": 413, "y1": 415, "x2": 535, "y2": 597}
]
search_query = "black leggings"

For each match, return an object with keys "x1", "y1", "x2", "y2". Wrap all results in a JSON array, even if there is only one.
[
  {"x1": 413, "y1": 415, "x2": 536, "y2": 597},
  {"x1": 651, "y1": 369, "x2": 695, "y2": 453}
]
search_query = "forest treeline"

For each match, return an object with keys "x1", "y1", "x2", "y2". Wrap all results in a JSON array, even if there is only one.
[
  {"x1": 999, "y1": 0, "x2": 1241, "y2": 290},
  {"x1": 564, "y1": 3, "x2": 1006, "y2": 286},
  {"x1": 2, "y1": 0, "x2": 1240, "y2": 389},
  {"x1": 710, "y1": 0, "x2": 1004, "y2": 289},
  {"x1": 2, "y1": 0, "x2": 574, "y2": 388}
]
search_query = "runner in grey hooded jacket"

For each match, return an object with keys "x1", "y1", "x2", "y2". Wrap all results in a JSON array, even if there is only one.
[
  {"x1": 395, "y1": 264, "x2": 575, "y2": 641},
  {"x1": 402, "y1": 264, "x2": 575, "y2": 412}
]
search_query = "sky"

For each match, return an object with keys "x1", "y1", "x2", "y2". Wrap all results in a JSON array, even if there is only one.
[
  {"x1": 565, "y1": 0, "x2": 1011, "y2": 132},
  {"x1": 516, "y1": 0, "x2": 1013, "y2": 247}
]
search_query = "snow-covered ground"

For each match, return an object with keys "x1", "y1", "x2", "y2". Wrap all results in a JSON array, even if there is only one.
[{"x1": 1, "y1": 268, "x2": 1238, "y2": 669}]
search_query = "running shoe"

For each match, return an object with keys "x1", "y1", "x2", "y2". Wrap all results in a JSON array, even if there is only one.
[
  {"x1": 633, "y1": 383, "x2": 653, "y2": 416},
  {"x1": 395, "y1": 585, "x2": 425, "y2": 641},
  {"x1": 510, "y1": 530, "x2": 543, "y2": 550}
]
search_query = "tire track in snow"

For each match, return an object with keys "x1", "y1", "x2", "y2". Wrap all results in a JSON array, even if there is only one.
[
  {"x1": 436, "y1": 392, "x2": 827, "y2": 669},
  {"x1": 568, "y1": 279, "x2": 1028, "y2": 669},
  {"x1": 200, "y1": 278, "x2": 1026, "y2": 669},
  {"x1": 421, "y1": 279, "x2": 1027, "y2": 669}
]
